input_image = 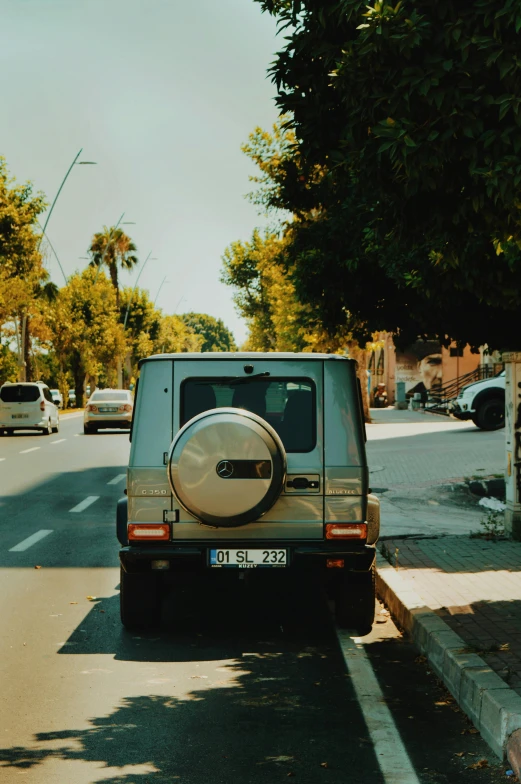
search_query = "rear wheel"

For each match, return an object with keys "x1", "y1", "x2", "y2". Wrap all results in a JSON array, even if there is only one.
[
  {"x1": 52, "y1": 420, "x2": 59, "y2": 434},
  {"x1": 335, "y1": 565, "x2": 376, "y2": 634},
  {"x1": 475, "y1": 398, "x2": 505, "y2": 431},
  {"x1": 41, "y1": 419, "x2": 52, "y2": 436},
  {"x1": 83, "y1": 424, "x2": 96, "y2": 434},
  {"x1": 120, "y1": 567, "x2": 161, "y2": 629}
]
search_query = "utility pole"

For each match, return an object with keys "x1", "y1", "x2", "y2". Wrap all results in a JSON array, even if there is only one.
[{"x1": 504, "y1": 352, "x2": 521, "y2": 540}]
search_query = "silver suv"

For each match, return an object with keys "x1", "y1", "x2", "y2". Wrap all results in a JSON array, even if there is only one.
[{"x1": 117, "y1": 353, "x2": 380, "y2": 632}]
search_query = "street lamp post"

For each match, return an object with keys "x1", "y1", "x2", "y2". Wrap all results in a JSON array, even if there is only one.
[
  {"x1": 123, "y1": 252, "x2": 157, "y2": 329},
  {"x1": 153, "y1": 276, "x2": 168, "y2": 307},
  {"x1": 119, "y1": 252, "x2": 157, "y2": 389},
  {"x1": 18, "y1": 149, "x2": 96, "y2": 381}
]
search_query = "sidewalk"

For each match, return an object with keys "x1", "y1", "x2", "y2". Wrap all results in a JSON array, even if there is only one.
[{"x1": 377, "y1": 535, "x2": 521, "y2": 772}]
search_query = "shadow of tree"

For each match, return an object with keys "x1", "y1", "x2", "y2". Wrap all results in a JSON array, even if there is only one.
[{"x1": 0, "y1": 575, "x2": 384, "y2": 783}]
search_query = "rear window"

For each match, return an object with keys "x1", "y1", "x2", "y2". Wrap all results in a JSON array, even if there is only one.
[
  {"x1": 0, "y1": 384, "x2": 40, "y2": 403},
  {"x1": 181, "y1": 377, "x2": 316, "y2": 453},
  {"x1": 90, "y1": 391, "x2": 130, "y2": 402}
]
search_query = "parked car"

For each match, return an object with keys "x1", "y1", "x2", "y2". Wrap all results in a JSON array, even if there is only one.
[
  {"x1": 451, "y1": 371, "x2": 505, "y2": 430},
  {"x1": 117, "y1": 352, "x2": 380, "y2": 633},
  {"x1": 0, "y1": 381, "x2": 59, "y2": 436},
  {"x1": 50, "y1": 389, "x2": 63, "y2": 408},
  {"x1": 84, "y1": 389, "x2": 134, "y2": 434},
  {"x1": 68, "y1": 389, "x2": 76, "y2": 407}
]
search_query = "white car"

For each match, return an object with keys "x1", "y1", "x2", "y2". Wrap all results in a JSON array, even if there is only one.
[
  {"x1": 50, "y1": 389, "x2": 63, "y2": 408},
  {"x1": 451, "y1": 371, "x2": 505, "y2": 430},
  {"x1": 84, "y1": 389, "x2": 134, "y2": 434},
  {"x1": 0, "y1": 382, "x2": 59, "y2": 436}
]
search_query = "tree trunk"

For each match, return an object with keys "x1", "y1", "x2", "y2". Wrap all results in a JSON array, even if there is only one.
[
  {"x1": 24, "y1": 316, "x2": 32, "y2": 381},
  {"x1": 109, "y1": 262, "x2": 119, "y2": 307}
]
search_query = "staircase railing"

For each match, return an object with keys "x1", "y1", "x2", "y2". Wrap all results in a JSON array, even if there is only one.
[{"x1": 425, "y1": 364, "x2": 503, "y2": 414}]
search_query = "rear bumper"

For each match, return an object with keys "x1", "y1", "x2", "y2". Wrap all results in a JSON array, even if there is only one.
[
  {"x1": 85, "y1": 417, "x2": 132, "y2": 429},
  {"x1": 1, "y1": 417, "x2": 48, "y2": 429},
  {"x1": 119, "y1": 541, "x2": 376, "y2": 574}
]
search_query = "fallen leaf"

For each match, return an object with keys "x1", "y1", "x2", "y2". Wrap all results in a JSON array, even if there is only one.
[
  {"x1": 34, "y1": 565, "x2": 41, "y2": 570},
  {"x1": 469, "y1": 728, "x2": 479, "y2": 734},
  {"x1": 190, "y1": 675, "x2": 208, "y2": 679},
  {"x1": 415, "y1": 656, "x2": 426, "y2": 664},
  {"x1": 69, "y1": 601, "x2": 78, "y2": 605},
  {"x1": 99, "y1": 609, "x2": 105, "y2": 613},
  {"x1": 467, "y1": 759, "x2": 488, "y2": 769},
  {"x1": 320, "y1": 762, "x2": 329, "y2": 768},
  {"x1": 287, "y1": 774, "x2": 295, "y2": 778},
  {"x1": 267, "y1": 756, "x2": 294, "y2": 763},
  {"x1": 454, "y1": 752, "x2": 465, "y2": 757},
  {"x1": 86, "y1": 596, "x2": 97, "y2": 601}
]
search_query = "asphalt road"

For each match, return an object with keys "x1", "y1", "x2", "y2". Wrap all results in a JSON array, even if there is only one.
[{"x1": 0, "y1": 414, "x2": 508, "y2": 783}]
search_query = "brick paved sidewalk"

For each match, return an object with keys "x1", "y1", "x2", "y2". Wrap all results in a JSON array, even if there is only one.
[{"x1": 379, "y1": 536, "x2": 521, "y2": 696}]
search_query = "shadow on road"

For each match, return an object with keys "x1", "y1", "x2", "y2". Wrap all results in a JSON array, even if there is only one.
[{"x1": 0, "y1": 574, "x2": 384, "y2": 783}]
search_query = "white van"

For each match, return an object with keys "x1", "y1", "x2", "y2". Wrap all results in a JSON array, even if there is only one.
[{"x1": 0, "y1": 382, "x2": 59, "y2": 436}]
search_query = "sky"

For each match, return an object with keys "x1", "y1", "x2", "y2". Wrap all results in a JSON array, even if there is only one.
[{"x1": 0, "y1": 0, "x2": 282, "y2": 344}]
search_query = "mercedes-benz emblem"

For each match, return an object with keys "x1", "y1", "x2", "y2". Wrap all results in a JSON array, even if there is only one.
[{"x1": 216, "y1": 460, "x2": 234, "y2": 478}]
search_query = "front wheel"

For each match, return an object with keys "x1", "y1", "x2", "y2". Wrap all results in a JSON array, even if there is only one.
[
  {"x1": 335, "y1": 565, "x2": 376, "y2": 635},
  {"x1": 120, "y1": 567, "x2": 161, "y2": 629},
  {"x1": 475, "y1": 398, "x2": 505, "y2": 431}
]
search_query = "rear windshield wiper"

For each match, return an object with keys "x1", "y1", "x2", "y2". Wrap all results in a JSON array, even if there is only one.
[{"x1": 228, "y1": 372, "x2": 271, "y2": 386}]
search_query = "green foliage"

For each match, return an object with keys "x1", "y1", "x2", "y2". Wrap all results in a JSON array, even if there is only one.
[
  {"x1": 48, "y1": 268, "x2": 126, "y2": 406},
  {"x1": 180, "y1": 312, "x2": 237, "y2": 353},
  {"x1": 88, "y1": 227, "x2": 139, "y2": 304},
  {"x1": 253, "y1": 0, "x2": 521, "y2": 349}
]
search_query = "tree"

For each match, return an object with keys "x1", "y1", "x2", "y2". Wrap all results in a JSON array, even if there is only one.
[
  {"x1": 88, "y1": 227, "x2": 139, "y2": 306},
  {"x1": 156, "y1": 315, "x2": 204, "y2": 354},
  {"x1": 0, "y1": 157, "x2": 48, "y2": 380},
  {"x1": 254, "y1": 0, "x2": 521, "y2": 349},
  {"x1": 180, "y1": 313, "x2": 237, "y2": 352},
  {"x1": 221, "y1": 228, "x2": 371, "y2": 414},
  {"x1": 48, "y1": 269, "x2": 126, "y2": 407}
]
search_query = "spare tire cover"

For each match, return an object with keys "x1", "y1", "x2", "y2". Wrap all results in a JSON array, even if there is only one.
[{"x1": 168, "y1": 407, "x2": 286, "y2": 527}]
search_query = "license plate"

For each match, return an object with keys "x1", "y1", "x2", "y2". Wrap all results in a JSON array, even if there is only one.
[
  {"x1": 209, "y1": 549, "x2": 287, "y2": 568},
  {"x1": 12, "y1": 414, "x2": 29, "y2": 419},
  {"x1": 99, "y1": 407, "x2": 118, "y2": 413}
]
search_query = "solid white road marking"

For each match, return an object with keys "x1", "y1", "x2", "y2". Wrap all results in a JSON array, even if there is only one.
[
  {"x1": 336, "y1": 629, "x2": 420, "y2": 784},
  {"x1": 70, "y1": 496, "x2": 99, "y2": 513},
  {"x1": 107, "y1": 474, "x2": 126, "y2": 485},
  {"x1": 9, "y1": 529, "x2": 53, "y2": 552},
  {"x1": 20, "y1": 447, "x2": 40, "y2": 454},
  {"x1": 50, "y1": 439, "x2": 66, "y2": 445}
]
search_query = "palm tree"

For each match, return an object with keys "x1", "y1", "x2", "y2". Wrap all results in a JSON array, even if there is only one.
[{"x1": 88, "y1": 227, "x2": 138, "y2": 306}]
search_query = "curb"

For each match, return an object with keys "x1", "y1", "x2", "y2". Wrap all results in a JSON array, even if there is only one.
[{"x1": 376, "y1": 552, "x2": 521, "y2": 771}]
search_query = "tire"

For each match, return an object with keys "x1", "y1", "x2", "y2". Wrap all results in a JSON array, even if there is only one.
[
  {"x1": 84, "y1": 424, "x2": 96, "y2": 434},
  {"x1": 120, "y1": 566, "x2": 161, "y2": 629},
  {"x1": 41, "y1": 419, "x2": 52, "y2": 436},
  {"x1": 475, "y1": 398, "x2": 505, "y2": 431},
  {"x1": 335, "y1": 564, "x2": 376, "y2": 634},
  {"x1": 52, "y1": 420, "x2": 59, "y2": 434}
]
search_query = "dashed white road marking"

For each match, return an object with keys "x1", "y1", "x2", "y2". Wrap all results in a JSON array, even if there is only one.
[
  {"x1": 0, "y1": 458, "x2": 5, "y2": 462},
  {"x1": 20, "y1": 447, "x2": 40, "y2": 454},
  {"x1": 336, "y1": 629, "x2": 420, "y2": 784},
  {"x1": 107, "y1": 474, "x2": 126, "y2": 485},
  {"x1": 9, "y1": 529, "x2": 53, "y2": 552},
  {"x1": 50, "y1": 439, "x2": 66, "y2": 445},
  {"x1": 69, "y1": 496, "x2": 99, "y2": 513}
]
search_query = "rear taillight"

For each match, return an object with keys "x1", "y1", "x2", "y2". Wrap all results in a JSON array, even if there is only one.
[
  {"x1": 87, "y1": 404, "x2": 98, "y2": 412},
  {"x1": 40, "y1": 401, "x2": 45, "y2": 411},
  {"x1": 120, "y1": 404, "x2": 132, "y2": 412},
  {"x1": 128, "y1": 523, "x2": 170, "y2": 541},
  {"x1": 325, "y1": 523, "x2": 367, "y2": 540}
]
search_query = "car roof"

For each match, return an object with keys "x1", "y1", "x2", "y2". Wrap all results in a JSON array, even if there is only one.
[
  {"x1": 1, "y1": 381, "x2": 46, "y2": 387},
  {"x1": 139, "y1": 352, "x2": 355, "y2": 368}
]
